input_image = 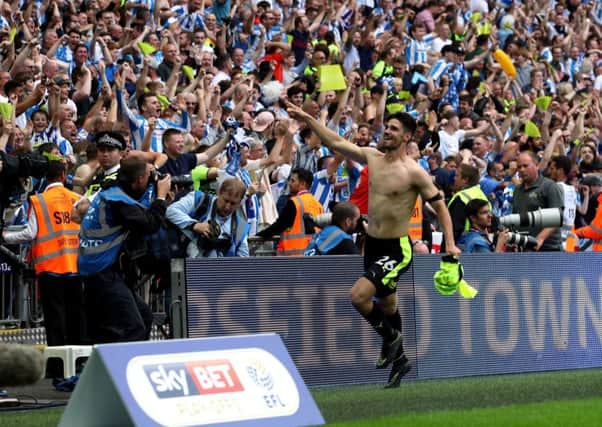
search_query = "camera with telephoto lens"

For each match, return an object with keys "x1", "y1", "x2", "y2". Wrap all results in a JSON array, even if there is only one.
[
  {"x1": 197, "y1": 219, "x2": 231, "y2": 253},
  {"x1": 496, "y1": 208, "x2": 563, "y2": 250},
  {"x1": 150, "y1": 170, "x2": 194, "y2": 189},
  {"x1": 497, "y1": 208, "x2": 563, "y2": 230},
  {"x1": 170, "y1": 174, "x2": 194, "y2": 188},
  {"x1": 505, "y1": 232, "x2": 538, "y2": 250}
]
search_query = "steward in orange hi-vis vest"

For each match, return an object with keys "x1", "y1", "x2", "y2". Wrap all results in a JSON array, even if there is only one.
[
  {"x1": 29, "y1": 185, "x2": 81, "y2": 275},
  {"x1": 574, "y1": 193, "x2": 602, "y2": 252},
  {"x1": 408, "y1": 196, "x2": 423, "y2": 241},
  {"x1": 277, "y1": 192, "x2": 324, "y2": 256},
  {"x1": 2, "y1": 161, "x2": 85, "y2": 353}
]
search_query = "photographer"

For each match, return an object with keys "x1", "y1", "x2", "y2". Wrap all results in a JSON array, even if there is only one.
[
  {"x1": 513, "y1": 152, "x2": 564, "y2": 251},
  {"x1": 458, "y1": 199, "x2": 508, "y2": 253},
  {"x1": 78, "y1": 156, "x2": 171, "y2": 344},
  {"x1": 304, "y1": 202, "x2": 362, "y2": 256},
  {"x1": 165, "y1": 178, "x2": 249, "y2": 257}
]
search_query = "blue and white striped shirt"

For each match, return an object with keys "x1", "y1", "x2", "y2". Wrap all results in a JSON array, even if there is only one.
[
  {"x1": 55, "y1": 44, "x2": 73, "y2": 64},
  {"x1": 594, "y1": 0, "x2": 602, "y2": 25},
  {"x1": 117, "y1": 89, "x2": 191, "y2": 153},
  {"x1": 31, "y1": 125, "x2": 73, "y2": 156},
  {"x1": 166, "y1": 5, "x2": 205, "y2": 32},
  {"x1": 310, "y1": 169, "x2": 335, "y2": 211},
  {"x1": 405, "y1": 33, "x2": 435, "y2": 65},
  {"x1": 565, "y1": 54, "x2": 584, "y2": 81}
]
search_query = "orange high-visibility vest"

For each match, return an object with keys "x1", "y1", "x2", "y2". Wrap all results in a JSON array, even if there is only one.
[
  {"x1": 564, "y1": 226, "x2": 578, "y2": 252},
  {"x1": 30, "y1": 185, "x2": 81, "y2": 275},
  {"x1": 408, "y1": 196, "x2": 423, "y2": 241},
  {"x1": 277, "y1": 192, "x2": 324, "y2": 256},
  {"x1": 574, "y1": 194, "x2": 602, "y2": 252}
]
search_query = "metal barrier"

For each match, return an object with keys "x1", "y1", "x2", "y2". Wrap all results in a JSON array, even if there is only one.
[
  {"x1": 0, "y1": 244, "x2": 42, "y2": 329},
  {"x1": 248, "y1": 236, "x2": 277, "y2": 257}
]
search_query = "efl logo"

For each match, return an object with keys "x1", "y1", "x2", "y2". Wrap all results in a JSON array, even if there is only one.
[{"x1": 143, "y1": 359, "x2": 244, "y2": 399}]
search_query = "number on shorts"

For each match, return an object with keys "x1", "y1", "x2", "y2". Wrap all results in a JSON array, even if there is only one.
[{"x1": 375, "y1": 256, "x2": 397, "y2": 272}]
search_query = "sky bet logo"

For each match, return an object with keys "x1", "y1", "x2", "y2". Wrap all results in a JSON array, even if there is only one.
[{"x1": 143, "y1": 360, "x2": 244, "y2": 399}]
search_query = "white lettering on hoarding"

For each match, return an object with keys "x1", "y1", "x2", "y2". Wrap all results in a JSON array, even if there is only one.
[
  {"x1": 414, "y1": 286, "x2": 432, "y2": 358},
  {"x1": 485, "y1": 280, "x2": 519, "y2": 355},
  {"x1": 148, "y1": 366, "x2": 189, "y2": 395},
  {"x1": 459, "y1": 294, "x2": 474, "y2": 356},
  {"x1": 324, "y1": 286, "x2": 355, "y2": 364},
  {"x1": 577, "y1": 278, "x2": 602, "y2": 348},
  {"x1": 522, "y1": 279, "x2": 570, "y2": 351}
]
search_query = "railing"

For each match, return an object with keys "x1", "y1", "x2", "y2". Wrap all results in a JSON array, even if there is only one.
[{"x1": 0, "y1": 244, "x2": 42, "y2": 329}]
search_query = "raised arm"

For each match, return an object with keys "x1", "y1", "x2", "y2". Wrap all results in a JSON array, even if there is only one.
[
  {"x1": 463, "y1": 119, "x2": 490, "y2": 139},
  {"x1": 260, "y1": 120, "x2": 289, "y2": 168},
  {"x1": 140, "y1": 117, "x2": 157, "y2": 152},
  {"x1": 285, "y1": 100, "x2": 367, "y2": 163},
  {"x1": 195, "y1": 129, "x2": 231, "y2": 165}
]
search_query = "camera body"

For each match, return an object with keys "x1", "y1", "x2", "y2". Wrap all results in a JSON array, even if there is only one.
[
  {"x1": 197, "y1": 220, "x2": 231, "y2": 253},
  {"x1": 149, "y1": 169, "x2": 167, "y2": 183}
]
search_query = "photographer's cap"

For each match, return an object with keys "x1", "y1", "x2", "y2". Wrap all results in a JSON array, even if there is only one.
[{"x1": 94, "y1": 131, "x2": 127, "y2": 150}]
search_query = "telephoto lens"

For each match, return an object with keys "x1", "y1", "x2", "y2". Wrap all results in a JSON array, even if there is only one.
[
  {"x1": 498, "y1": 208, "x2": 563, "y2": 229},
  {"x1": 505, "y1": 232, "x2": 538, "y2": 250}
]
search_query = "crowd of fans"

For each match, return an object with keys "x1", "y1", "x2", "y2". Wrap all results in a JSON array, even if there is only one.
[
  {"x1": 0, "y1": 0, "x2": 601, "y2": 254},
  {"x1": 2, "y1": 0, "x2": 602, "y2": 348}
]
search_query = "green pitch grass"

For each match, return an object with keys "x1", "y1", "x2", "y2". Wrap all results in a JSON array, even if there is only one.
[
  {"x1": 312, "y1": 368, "x2": 602, "y2": 423},
  {"x1": 1, "y1": 369, "x2": 602, "y2": 426},
  {"x1": 328, "y1": 398, "x2": 602, "y2": 427}
]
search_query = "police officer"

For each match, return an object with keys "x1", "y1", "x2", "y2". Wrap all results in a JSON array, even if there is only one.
[
  {"x1": 85, "y1": 131, "x2": 126, "y2": 196},
  {"x1": 304, "y1": 202, "x2": 362, "y2": 255},
  {"x1": 71, "y1": 131, "x2": 126, "y2": 223},
  {"x1": 78, "y1": 153, "x2": 171, "y2": 344}
]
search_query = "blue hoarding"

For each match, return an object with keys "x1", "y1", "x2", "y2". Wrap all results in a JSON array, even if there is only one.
[{"x1": 176, "y1": 253, "x2": 602, "y2": 387}]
